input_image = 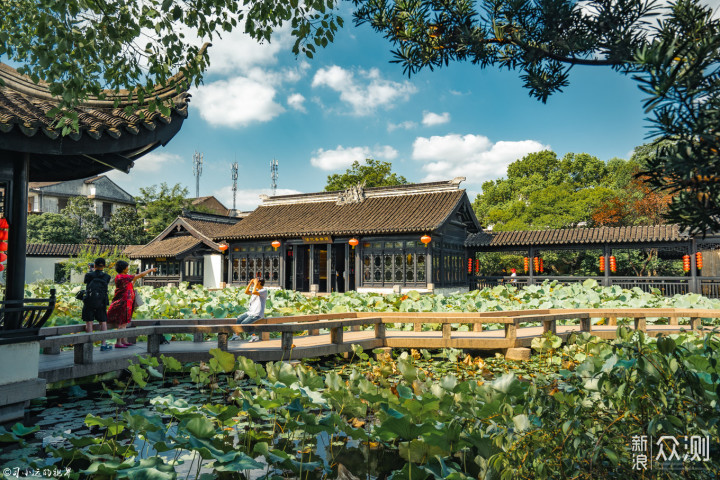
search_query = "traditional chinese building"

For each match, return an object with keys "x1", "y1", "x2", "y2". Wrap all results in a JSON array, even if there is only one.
[
  {"x1": 128, "y1": 211, "x2": 241, "y2": 288},
  {"x1": 215, "y1": 178, "x2": 481, "y2": 294}
]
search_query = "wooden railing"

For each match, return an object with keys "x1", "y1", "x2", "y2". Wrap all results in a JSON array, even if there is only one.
[
  {"x1": 37, "y1": 308, "x2": 720, "y2": 369},
  {"x1": 0, "y1": 289, "x2": 56, "y2": 345}
]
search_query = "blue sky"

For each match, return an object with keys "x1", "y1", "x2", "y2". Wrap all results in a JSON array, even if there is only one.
[{"x1": 107, "y1": 5, "x2": 654, "y2": 211}]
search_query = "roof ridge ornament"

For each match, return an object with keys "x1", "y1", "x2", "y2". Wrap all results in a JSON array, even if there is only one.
[{"x1": 336, "y1": 181, "x2": 366, "y2": 205}]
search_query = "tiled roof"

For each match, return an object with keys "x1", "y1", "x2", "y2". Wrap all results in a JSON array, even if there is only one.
[
  {"x1": 26, "y1": 244, "x2": 138, "y2": 256},
  {"x1": 0, "y1": 62, "x2": 190, "y2": 142},
  {"x1": 183, "y1": 217, "x2": 236, "y2": 238},
  {"x1": 466, "y1": 225, "x2": 689, "y2": 247},
  {"x1": 218, "y1": 190, "x2": 467, "y2": 240},
  {"x1": 127, "y1": 236, "x2": 202, "y2": 259}
]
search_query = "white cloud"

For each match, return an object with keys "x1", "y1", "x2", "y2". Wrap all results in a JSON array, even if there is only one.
[
  {"x1": 287, "y1": 93, "x2": 306, "y2": 112},
  {"x1": 133, "y1": 152, "x2": 183, "y2": 173},
  {"x1": 311, "y1": 66, "x2": 417, "y2": 115},
  {"x1": 310, "y1": 145, "x2": 399, "y2": 171},
  {"x1": 387, "y1": 121, "x2": 417, "y2": 132},
  {"x1": 192, "y1": 77, "x2": 285, "y2": 127},
  {"x1": 422, "y1": 111, "x2": 451, "y2": 126},
  {"x1": 412, "y1": 134, "x2": 550, "y2": 190},
  {"x1": 204, "y1": 26, "x2": 289, "y2": 76},
  {"x1": 213, "y1": 186, "x2": 303, "y2": 211}
]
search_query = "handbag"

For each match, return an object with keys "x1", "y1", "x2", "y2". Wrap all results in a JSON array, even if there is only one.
[
  {"x1": 133, "y1": 293, "x2": 144, "y2": 308},
  {"x1": 75, "y1": 290, "x2": 85, "y2": 301}
]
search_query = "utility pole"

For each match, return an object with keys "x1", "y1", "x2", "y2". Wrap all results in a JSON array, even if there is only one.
[
  {"x1": 231, "y1": 161, "x2": 238, "y2": 213},
  {"x1": 270, "y1": 158, "x2": 278, "y2": 196},
  {"x1": 192, "y1": 151, "x2": 203, "y2": 198}
]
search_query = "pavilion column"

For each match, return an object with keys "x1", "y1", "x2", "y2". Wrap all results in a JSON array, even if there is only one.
[
  {"x1": 344, "y1": 242, "x2": 350, "y2": 292},
  {"x1": 603, "y1": 244, "x2": 611, "y2": 287},
  {"x1": 5, "y1": 153, "x2": 29, "y2": 328},
  {"x1": 690, "y1": 239, "x2": 698, "y2": 294},
  {"x1": 528, "y1": 247, "x2": 534, "y2": 286}
]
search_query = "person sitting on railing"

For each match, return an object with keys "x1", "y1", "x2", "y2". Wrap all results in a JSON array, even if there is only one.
[
  {"x1": 83, "y1": 258, "x2": 112, "y2": 351},
  {"x1": 231, "y1": 277, "x2": 267, "y2": 342}
]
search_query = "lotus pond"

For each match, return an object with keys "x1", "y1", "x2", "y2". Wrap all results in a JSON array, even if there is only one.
[{"x1": 2, "y1": 328, "x2": 719, "y2": 479}]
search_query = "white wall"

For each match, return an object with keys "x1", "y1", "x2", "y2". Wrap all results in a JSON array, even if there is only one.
[
  {"x1": 204, "y1": 254, "x2": 223, "y2": 289},
  {"x1": 26, "y1": 257, "x2": 62, "y2": 284}
]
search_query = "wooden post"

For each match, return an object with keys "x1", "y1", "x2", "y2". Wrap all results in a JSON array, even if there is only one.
[
  {"x1": 74, "y1": 342, "x2": 93, "y2": 365},
  {"x1": 689, "y1": 317, "x2": 701, "y2": 330},
  {"x1": 668, "y1": 316, "x2": 678, "y2": 326},
  {"x1": 608, "y1": 315, "x2": 617, "y2": 326},
  {"x1": 147, "y1": 334, "x2": 162, "y2": 355},
  {"x1": 473, "y1": 322, "x2": 483, "y2": 332},
  {"x1": 413, "y1": 322, "x2": 422, "y2": 332},
  {"x1": 4, "y1": 153, "x2": 29, "y2": 330},
  {"x1": 603, "y1": 244, "x2": 611, "y2": 287},
  {"x1": 326, "y1": 242, "x2": 332, "y2": 293},
  {"x1": 634, "y1": 317, "x2": 647, "y2": 332},
  {"x1": 261, "y1": 332, "x2": 270, "y2": 341},
  {"x1": 505, "y1": 321, "x2": 517, "y2": 341},
  {"x1": 281, "y1": 331, "x2": 293, "y2": 352},
  {"x1": 442, "y1": 323, "x2": 451, "y2": 341},
  {"x1": 690, "y1": 239, "x2": 698, "y2": 294},
  {"x1": 330, "y1": 326, "x2": 343, "y2": 345},
  {"x1": 543, "y1": 319, "x2": 557, "y2": 335},
  {"x1": 374, "y1": 322, "x2": 386, "y2": 340},
  {"x1": 344, "y1": 242, "x2": 350, "y2": 293},
  {"x1": 581, "y1": 316, "x2": 591, "y2": 332},
  {"x1": 217, "y1": 332, "x2": 228, "y2": 351},
  {"x1": 528, "y1": 247, "x2": 534, "y2": 286},
  {"x1": 42, "y1": 345, "x2": 61, "y2": 355},
  {"x1": 193, "y1": 332, "x2": 204, "y2": 342}
]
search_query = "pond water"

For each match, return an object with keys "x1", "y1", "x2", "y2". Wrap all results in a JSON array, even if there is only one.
[{"x1": 2, "y1": 366, "x2": 405, "y2": 479}]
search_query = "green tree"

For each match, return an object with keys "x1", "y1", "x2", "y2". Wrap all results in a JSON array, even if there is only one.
[
  {"x1": 473, "y1": 151, "x2": 620, "y2": 230},
  {"x1": 354, "y1": 0, "x2": 720, "y2": 232},
  {"x1": 61, "y1": 246, "x2": 132, "y2": 280},
  {"x1": 27, "y1": 213, "x2": 83, "y2": 244},
  {"x1": 0, "y1": 0, "x2": 343, "y2": 131},
  {"x1": 136, "y1": 183, "x2": 192, "y2": 238},
  {"x1": 325, "y1": 159, "x2": 408, "y2": 192},
  {"x1": 107, "y1": 207, "x2": 148, "y2": 245},
  {"x1": 62, "y1": 196, "x2": 105, "y2": 242}
]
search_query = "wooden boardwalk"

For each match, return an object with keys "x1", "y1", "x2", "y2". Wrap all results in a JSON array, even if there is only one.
[{"x1": 37, "y1": 308, "x2": 719, "y2": 383}]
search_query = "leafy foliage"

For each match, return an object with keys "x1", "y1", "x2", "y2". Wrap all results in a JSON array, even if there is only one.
[
  {"x1": 135, "y1": 183, "x2": 192, "y2": 238},
  {"x1": 106, "y1": 206, "x2": 148, "y2": 245},
  {"x1": 7, "y1": 331, "x2": 719, "y2": 478},
  {"x1": 325, "y1": 159, "x2": 408, "y2": 191},
  {"x1": 61, "y1": 196, "x2": 105, "y2": 243},
  {"x1": 0, "y1": 0, "x2": 343, "y2": 132},
  {"x1": 27, "y1": 213, "x2": 83, "y2": 244}
]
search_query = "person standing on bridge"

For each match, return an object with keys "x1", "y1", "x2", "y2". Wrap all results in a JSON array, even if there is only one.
[
  {"x1": 232, "y1": 277, "x2": 267, "y2": 342},
  {"x1": 107, "y1": 261, "x2": 156, "y2": 348},
  {"x1": 82, "y1": 258, "x2": 112, "y2": 351}
]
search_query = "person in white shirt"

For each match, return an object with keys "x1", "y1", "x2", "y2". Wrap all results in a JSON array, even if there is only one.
[{"x1": 234, "y1": 278, "x2": 267, "y2": 342}]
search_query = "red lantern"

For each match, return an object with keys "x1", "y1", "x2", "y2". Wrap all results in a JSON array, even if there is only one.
[
  {"x1": 0, "y1": 230, "x2": 7, "y2": 241},
  {"x1": 0, "y1": 253, "x2": 6, "y2": 262},
  {"x1": 609, "y1": 256, "x2": 617, "y2": 273},
  {"x1": 539, "y1": 258, "x2": 544, "y2": 273},
  {"x1": 696, "y1": 252, "x2": 703, "y2": 270},
  {"x1": 474, "y1": 259, "x2": 479, "y2": 274},
  {"x1": 0, "y1": 218, "x2": 8, "y2": 229},
  {"x1": 420, "y1": 235, "x2": 431, "y2": 247},
  {"x1": 271, "y1": 240, "x2": 281, "y2": 251},
  {"x1": 533, "y1": 257, "x2": 539, "y2": 273},
  {"x1": 683, "y1": 255, "x2": 691, "y2": 272},
  {"x1": 523, "y1": 257, "x2": 529, "y2": 273},
  {"x1": 349, "y1": 238, "x2": 359, "y2": 249},
  {"x1": 467, "y1": 258, "x2": 473, "y2": 273},
  {"x1": 0, "y1": 264, "x2": 4, "y2": 272},
  {"x1": 599, "y1": 255, "x2": 605, "y2": 273},
  {"x1": 0, "y1": 242, "x2": 7, "y2": 252},
  {"x1": 218, "y1": 243, "x2": 229, "y2": 252}
]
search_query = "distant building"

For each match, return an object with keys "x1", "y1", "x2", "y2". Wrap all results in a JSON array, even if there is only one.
[
  {"x1": 26, "y1": 244, "x2": 140, "y2": 284},
  {"x1": 28, "y1": 175, "x2": 135, "y2": 224},
  {"x1": 190, "y1": 196, "x2": 231, "y2": 216}
]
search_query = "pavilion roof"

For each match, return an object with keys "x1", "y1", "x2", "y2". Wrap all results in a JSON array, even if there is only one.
[
  {"x1": 465, "y1": 225, "x2": 690, "y2": 248},
  {"x1": 26, "y1": 243, "x2": 138, "y2": 257},
  {"x1": 217, "y1": 179, "x2": 478, "y2": 240}
]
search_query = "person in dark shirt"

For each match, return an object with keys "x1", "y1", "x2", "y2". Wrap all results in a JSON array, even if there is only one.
[{"x1": 83, "y1": 257, "x2": 112, "y2": 351}]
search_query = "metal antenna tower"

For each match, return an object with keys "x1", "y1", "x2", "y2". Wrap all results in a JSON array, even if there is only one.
[
  {"x1": 231, "y1": 161, "x2": 238, "y2": 212},
  {"x1": 270, "y1": 158, "x2": 278, "y2": 196},
  {"x1": 192, "y1": 151, "x2": 203, "y2": 198}
]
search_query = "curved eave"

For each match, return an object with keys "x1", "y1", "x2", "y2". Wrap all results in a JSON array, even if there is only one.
[{"x1": 215, "y1": 227, "x2": 441, "y2": 242}]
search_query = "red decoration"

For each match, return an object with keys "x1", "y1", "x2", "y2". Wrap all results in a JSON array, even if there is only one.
[
  {"x1": 349, "y1": 238, "x2": 359, "y2": 249},
  {"x1": 696, "y1": 252, "x2": 703, "y2": 270},
  {"x1": 271, "y1": 240, "x2": 281, "y2": 251},
  {"x1": 467, "y1": 258, "x2": 473, "y2": 273},
  {"x1": 0, "y1": 218, "x2": 8, "y2": 229},
  {"x1": 474, "y1": 259, "x2": 479, "y2": 274},
  {"x1": 0, "y1": 231, "x2": 7, "y2": 241},
  {"x1": 0, "y1": 264, "x2": 4, "y2": 272},
  {"x1": 609, "y1": 256, "x2": 617, "y2": 273},
  {"x1": 218, "y1": 243, "x2": 229, "y2": 252},
  {"x1": 533, "y1": 257, "x2": 539, "y2": 273},
  {"x1": 539, "y1": 258, "x2": 544, "y2": 273},
  {"x1": 0, "y1": 242, "x2": 7, "y2": 252},
  {"x1": 420, "y1": 235, "x2": 431, "y2": 247},
  {"x1": 599, "y1": 256, "x2": 606, "y2": 273},
  {"x1": 0, "y1": 253, "x2": 6, "y2": 262},
  {"x1": 523, "y1": 257, "x2": 529, "y2": 273},
  {"x1": 683, "y1": 255, "x2": 691, "y2": 273}
]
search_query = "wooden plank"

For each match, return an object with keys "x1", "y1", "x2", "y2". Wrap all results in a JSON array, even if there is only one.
[
  {"x1": 217, "y1": 333, "x2": 228, "y2": 351},
  {"x1": 442, "y1": 324, "x2": 451, "y2": 340},
  {"x1": 330, "y1": 327, "x2": 343, "y2": 345}
]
